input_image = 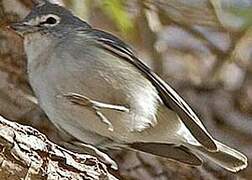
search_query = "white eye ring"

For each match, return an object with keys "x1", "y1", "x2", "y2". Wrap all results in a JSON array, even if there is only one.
[{"x1": 40, "y1": 14, "x2": 61, "y2": 27}]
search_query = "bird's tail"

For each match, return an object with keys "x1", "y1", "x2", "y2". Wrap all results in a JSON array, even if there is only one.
[
  {"x1": 192, "y1": 140, "x2": 248, "y2": 172},
  {"x1": 129, "y1": 140, "x2": 247, "y2": 172}
]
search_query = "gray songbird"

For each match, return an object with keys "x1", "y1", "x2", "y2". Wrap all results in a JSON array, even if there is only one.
[{"x1": 11, "y1": 0, "x2": 247, "y2": 172}]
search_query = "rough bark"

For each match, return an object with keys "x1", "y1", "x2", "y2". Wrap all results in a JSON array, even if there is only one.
[{"x1": 0, "y1": 115, "x2": 117, "y2": 180}]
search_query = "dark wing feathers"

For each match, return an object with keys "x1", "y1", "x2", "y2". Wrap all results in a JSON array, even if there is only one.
[
  {"x1": 85, "y1": 29, "x2": 217, "y2": 151},
  {"x1": 130, "y1": 142, "x2": 202, "y2": 166}
]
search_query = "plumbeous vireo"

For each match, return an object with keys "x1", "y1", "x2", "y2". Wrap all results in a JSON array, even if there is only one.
[{"x1": 10, "y1": 0, "x2": 247, "y2": 172}]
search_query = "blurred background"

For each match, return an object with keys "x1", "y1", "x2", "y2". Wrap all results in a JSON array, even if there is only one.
[{"x1": 1, "y1": 0, "x2": 252, "y2": 179}]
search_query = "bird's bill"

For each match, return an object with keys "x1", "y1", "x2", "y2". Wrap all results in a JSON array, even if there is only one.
[{"x1": 9, "y1": 22, "x2": 33, "y2": 36}]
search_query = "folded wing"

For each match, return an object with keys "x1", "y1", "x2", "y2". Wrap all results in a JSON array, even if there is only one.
[{"x1": 83, "y1": 29, "x2": 217, "y2": 151}]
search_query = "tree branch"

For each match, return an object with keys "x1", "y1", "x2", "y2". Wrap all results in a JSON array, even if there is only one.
[{"x1": 0, "y1": 115, "x2": 117, "y2": 180}]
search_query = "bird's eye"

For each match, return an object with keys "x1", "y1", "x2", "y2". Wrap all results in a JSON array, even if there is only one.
[
  {"x1": 45, "y1": 17, "x2": 57, "y2": 24},
  {"x1": 40, "y1": 15, "x2": 60, "y2": 26}
]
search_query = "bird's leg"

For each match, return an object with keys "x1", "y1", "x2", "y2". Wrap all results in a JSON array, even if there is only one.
[
  {"x1": 63, "y1": 93, "x2": 129, "y2": 112},
  {"x1": 61, "y1": 92, "x2": 129, "y2": 131}
]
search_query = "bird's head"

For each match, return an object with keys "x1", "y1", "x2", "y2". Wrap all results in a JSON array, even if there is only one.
[{"x1": 10, "y1": 0, "x2": 91, "y2": 37}]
